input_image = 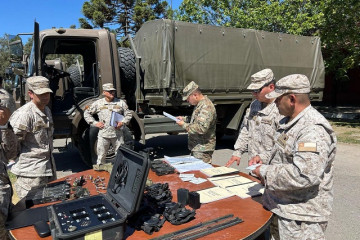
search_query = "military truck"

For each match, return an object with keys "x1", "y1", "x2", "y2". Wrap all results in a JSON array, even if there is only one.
[{"x1": 9, "y1": 19, "x2": 325, "y2": 166}]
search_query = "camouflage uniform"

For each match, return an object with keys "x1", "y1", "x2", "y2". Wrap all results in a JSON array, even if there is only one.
[
  {"x1": 181, "y1": 81, "x2": 216, "y2": 163},
  {"x1": 84, "y1": 85, "x2": 132, "y2": 164},
  {"x1": 259, "y1": 74, "x2": 337, "y2": 240},
  {"x1": 0, "y1": 89, "x2": 16, "y2": 114},
  {"x1": 0, "y1": 97, "x2": 18, "y2": 240},
  {"x1": 233, "y1": 100, "x2": 280, "y2": 163},
  {"x1": 233, "y1": 69, "x2": 280, "y2": 163},
  {"x1": 9, "y1": 77, "x2": 56, "y2": 199}
]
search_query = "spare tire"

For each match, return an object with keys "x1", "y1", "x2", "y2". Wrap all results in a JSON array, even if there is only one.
[
  {"x1": 118, "y1": 47, "x2": 136, "y2": 95},
  {"x1": 67, "y1": 64, "x2": 82, "y2": 87}
]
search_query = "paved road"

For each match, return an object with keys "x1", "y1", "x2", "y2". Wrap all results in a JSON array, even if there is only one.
[{"x1": 53, "y1": 133, "x2": 360, "y2": 240}]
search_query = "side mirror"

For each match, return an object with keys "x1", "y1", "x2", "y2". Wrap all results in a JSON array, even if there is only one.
[{"x1": 9, "y1": 39, "x2": 23, "y2": 63}]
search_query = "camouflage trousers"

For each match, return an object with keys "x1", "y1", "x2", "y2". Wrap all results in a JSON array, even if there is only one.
[
  {"x1": 270, "y1": 215, "x2": 328, "y2": 240},
  {"x1": 14, "y1": 176, "x2": 54, "y2": 199},
  {"x1": 0, "y1": 213, "x2": 10, "y2": 240},
  {"x1": 96, "y1": 136, "x2": 124, "y2": 165},
  {"x1": 0, "y1": 165, "x2": 12, "y2": 240},
  {"x1": 191, "y1": 151, "x2": 213, "y2": 163}
]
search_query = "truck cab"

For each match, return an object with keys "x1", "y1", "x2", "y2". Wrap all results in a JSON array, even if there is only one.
[{"x1": 10, "y1": 23, "x2": 122, "y2": 166}]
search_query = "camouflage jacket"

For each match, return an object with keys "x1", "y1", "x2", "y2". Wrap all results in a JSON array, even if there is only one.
[
  {"x1": 10, "y1": 101, "x2": 56, "y2": 177},
  {"x1": 182, "y1": 96, "x2": 216, "y2": 152},
  {"x1": 233, "y1": 100, "x2": 281, "y2": 163},
  {"x1": 84, "y1": 98, "x2": 132, "y2": 138},
  {"x1": 0, "y1": 128, "x2": 17, "y2": 217},
  {"x1": 259, "y1": 105, "x2": 337, "y2": 222},
  {"x1": 0, "y1": 88, "x2": 16, "y2": 114}
]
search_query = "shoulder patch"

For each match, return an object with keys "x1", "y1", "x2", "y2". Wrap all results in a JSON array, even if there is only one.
[
  {"x1": 18, "y1": 124, "x2": 27, "y2": 131},
  {"x1": 298, "y1": 142, "x2": 317, "y2": 152}
]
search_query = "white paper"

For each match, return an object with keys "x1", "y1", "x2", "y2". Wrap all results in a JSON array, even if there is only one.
[
  {"x1": 246, "y1": 164, "x2": 261, "y2": 171},
  {"x1": 210, "y1": 176, "x2": 253, "y2": 188},
  {"x1": 190, "y1": 177, "x2": 207, "y2": 184},
  {"x1": 163, "y1": 111, "x2": 179, "y2": 122},
  {"x1": 172, "y1": 161, "x2": 213, "y2": 173},
  {"x1": 197, "y1": 187, "x2": 234, "y2": 203},
  {"x1": 164, "y1": 156, "x2": 201, "y2": 164},
  {"x1": 179, "y1": 173, "x2": 195, "y2": 178},
  {"x1": 200, "y1": 166, "x2": 239, "y2": 177},
  {"x1": 226, "y1": 182, "x2": 264, "y2": 199}
]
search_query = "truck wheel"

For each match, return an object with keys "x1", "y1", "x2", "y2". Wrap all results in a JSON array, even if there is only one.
[
  {"x1": 80, "y1": 127, "x2": 98, "y2": 167},
  {"x1": 118, "y1": 47, "x2": 136, "y2": 95},
  {"x1": 67, "y1": 65, "x2": 82, "y2": 87}
]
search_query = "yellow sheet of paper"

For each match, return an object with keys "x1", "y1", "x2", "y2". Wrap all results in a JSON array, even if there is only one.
[{"x1": 85, "y1": 230, "x2": 102, "y2": 240}]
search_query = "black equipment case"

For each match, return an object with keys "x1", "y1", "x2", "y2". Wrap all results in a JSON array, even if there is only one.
[{"x1": 47, "y1": 147, "x2": 150, "y2": 240}]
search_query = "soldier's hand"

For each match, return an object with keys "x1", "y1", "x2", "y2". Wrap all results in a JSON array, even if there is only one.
[
  {"x1": 176, "y1": 116, "x2": 184, "y2": 121},
  {"x1": 95, "y1": 122, "x2": 105, "y2": 129},
  {"x1": 176, "y1": 120, "x2": 185, "y2": 126},
  {"x1": 248, "y1": 155, "x2": 263, "y2": 166},
  {"x1": 0, "y1": 107, "x2": 11, "y2": 126},
  {"x1": 252, "y1": 166, "x2": 264, "y2": 184},
  {"x1": 225, "y1": 156, "x2": 241, "y2": 167},
  {"x1": 116, "y1": 121, "x2": 124, "y2": 129}
]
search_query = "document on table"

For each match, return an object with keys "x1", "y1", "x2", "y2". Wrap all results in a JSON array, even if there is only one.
[
  {"x1": 226, "y1": 182, "x2": 264, "y2": 199},
  {"x1": 197, "y1": 186, "x2": 234, "y2": 203},
  {"x1": 164, "y1": 155, "x2": 201, "y2": 164},
  {"x1": 163, "y1": 111, "x2": 179, "y2": 122},
  {"x1": 172, "y1": 161, "x2": 213, "y2": 173},
  {"x1": 209, "y1": 175, "x2": 253, "y2": 188},
  {"x1": 163, "y1": 155, "x2": 213, "y2": 173},
  {"x1": 200, "y1": 166, "x2": 239, "y2": 177},
  {"x1": 110, "y1": 112, "x2": 124, "y2": 127}
]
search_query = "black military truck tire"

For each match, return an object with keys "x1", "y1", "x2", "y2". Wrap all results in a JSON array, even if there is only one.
[
  {"x1": 80, "y1": 127, "x2": 98, "y2": 167},
  {"x1": 67, "y1": 65, "x2": 82, "y2": 87},
  {"x1": 118, "y1": 47, "x2": 136, "y2": 95}
]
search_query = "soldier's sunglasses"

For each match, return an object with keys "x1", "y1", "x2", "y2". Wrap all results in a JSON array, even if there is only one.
[{"x1": 253, "y1": 83, "x2": 268, "y2": 93}]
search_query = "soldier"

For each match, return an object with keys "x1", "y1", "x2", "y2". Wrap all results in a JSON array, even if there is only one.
[
  {"x1": 252, "y1": 74, "x2": 337, "y2": 239},
  {"x1": 84, "y1": 83, "x2": 132, "y2": 165},
  {"x1": 0, "y1": 76, "x2": 16, "y2": 114},
  {"x1": 9, "y1": 76, "x2": 56, "y2": 199},
  {"x1": 176, "y1": 81, "x2": 217, "y2": 163},
  {"x1": 225, "y1": 69, "x2": 282, "y2": 167},
  {"x1": 0, "y1": 96, "x2": 18, "y2": 240}
]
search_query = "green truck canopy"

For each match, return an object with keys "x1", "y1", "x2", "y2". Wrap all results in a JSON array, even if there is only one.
[{"x1": 133, "y1": 19, "x2": 325, "y2": 93}]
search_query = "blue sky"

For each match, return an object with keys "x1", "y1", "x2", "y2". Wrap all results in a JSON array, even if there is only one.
[{"x1": 1, "y1": 0, "x2": 182, "y2": 41}]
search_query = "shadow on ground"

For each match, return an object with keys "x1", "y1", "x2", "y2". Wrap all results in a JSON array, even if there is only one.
[{"x1": 134, "y1": 133, "x2": 236, "y2": 161}]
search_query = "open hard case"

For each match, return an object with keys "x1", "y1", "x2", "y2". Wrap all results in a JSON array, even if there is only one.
[{"x1": 47, "y1": 146, "x2": 150, "y2": 240}]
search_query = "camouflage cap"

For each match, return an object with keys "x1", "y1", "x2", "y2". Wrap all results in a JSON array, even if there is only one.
[
  {"x1": 266, "y1": 74, "x2": 311, "y2": 99},
  {"x1": 27, "y1": 76, "x2": 53, "y2": 95},
  {"x1": 103, "y1": 83, "x2": 116, "y2": 91},
  {"x1": 247, "y1": 68, "x2": 274, "y2": 90},
  {"x1": 182, "y1": 81, "x2": 199, "y2": 101}
]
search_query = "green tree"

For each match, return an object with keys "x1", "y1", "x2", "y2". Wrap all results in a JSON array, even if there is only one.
[
  {"x1": 177, "y1": 0, "x2": 360, "y2": 105},
  {"x1": 79, "y1": 0, "x2": 170, "y2": 37},
  {"x1": 177, "y1": 0, "x2": 324, "y2": 36},
  {"x1": 0, "y1": 34, "x2": 10, "y2": 77},
  {"x1": 321, "y1": 0, "x2": 360, "y2": 81}
]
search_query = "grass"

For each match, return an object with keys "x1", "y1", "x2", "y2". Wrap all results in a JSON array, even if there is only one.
[
  {"x1": 330, "y1": 121, "x2": 360, "y2": 145},
  {"x1": 7, "y1": 171, "x2": 20, "y2": 204}
]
